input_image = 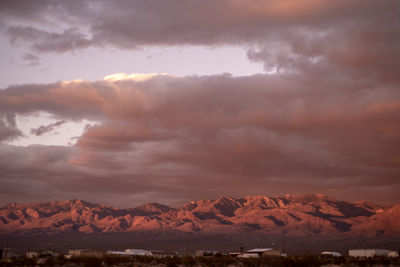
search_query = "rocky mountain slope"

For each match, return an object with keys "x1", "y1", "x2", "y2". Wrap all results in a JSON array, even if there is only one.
[{"x1": 1, "y1": 195, "x2": 399, "y2": 238}]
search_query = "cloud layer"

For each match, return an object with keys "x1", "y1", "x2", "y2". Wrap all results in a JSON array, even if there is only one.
[
  {"x1": 2, "y1": 0, "x2": 400, "y2": 71},
  {"x1": 0, "y1": 0, "x2": 399, "y2": 206},
  {"x1": 0, "y1": 71, "x2": 399, "y2": 206}
]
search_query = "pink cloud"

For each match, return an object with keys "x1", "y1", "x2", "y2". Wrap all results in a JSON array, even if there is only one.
[{"x1": 0, "y1": 71, "x2": 398, "y2": 206}]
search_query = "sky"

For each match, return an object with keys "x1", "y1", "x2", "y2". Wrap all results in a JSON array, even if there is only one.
[{"x1": 0, "y1": 0, "x2": 399, "y2": 207}]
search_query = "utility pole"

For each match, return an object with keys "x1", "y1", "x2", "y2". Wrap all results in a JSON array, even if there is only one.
[{"x1": 5, "y1": 238, "x2": 8, "y2": 259}]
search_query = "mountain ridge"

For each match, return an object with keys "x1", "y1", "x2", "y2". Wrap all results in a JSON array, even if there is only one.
[{"x1": 1, "y1": 194, "x2": 399, "y2": 239}]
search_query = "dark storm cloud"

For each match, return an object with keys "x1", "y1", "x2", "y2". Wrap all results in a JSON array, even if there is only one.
[
  {"x1": 30, "y1": 120, "x2": 66, "y2": 136},
  {"x1": 0, "y1": 72, "x2": 399, "y2": 206}
]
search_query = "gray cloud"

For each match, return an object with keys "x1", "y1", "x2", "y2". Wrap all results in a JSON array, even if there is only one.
[
  {"x1": 2, "y1": 0, "x2": 398, "y2": 92},
  {"x1": 246, "y1": 23, "x2": 400, "y2": 84},
  {"x1": 2, "y1": 1, "x2": 399, "y2": 55},
  {"x1": 7, "y1": 26, "x2": 93, "y2": 53},
  {"x1": 0, "y1": 113, "x2": 22, "y2": 142},
  {"x1": 30, "y1": 120, "x2": 66, "y2": 136},
  {"x1": 21, "y1": 52, "x2": 39, "y2": 66}
]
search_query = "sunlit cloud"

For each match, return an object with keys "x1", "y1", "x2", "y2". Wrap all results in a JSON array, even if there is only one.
[
  {"x1": 0, "y1": 70, "x2": 399, "y2": 206},
  {"x1": 103, "y1": 73, "x2": 172, "y2": 82}
]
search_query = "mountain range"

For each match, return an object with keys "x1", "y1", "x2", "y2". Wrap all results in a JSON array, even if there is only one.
[{"x1": 1, "y1": 194, "x2": 399, "y2": 239}]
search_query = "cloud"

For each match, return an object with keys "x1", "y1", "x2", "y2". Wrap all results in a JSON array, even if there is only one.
[
  {"x1": 30, "y1": 120, "x2": 66, "y2": 136},
  {"x1": 0, "y1": 113, "x2": 22, "y2": 142},
  {"x1": 246, "y1": 23, "x2": 400, "y2": 84},
  {"x1": 21, "y1": 52, "x2": 39, "y2": 66},
  {"x1": 103, "y1": 73, "x2": 171, "y2": 82},
  {"x1": 0, "y1": 81, "x2": 108, "y2": 120},
  {"x1": 0, "y1": 1, "x2": 399, "y2": 206},
  {"x1": 0, "y1": 72, "x2": 399, "y2": 206},
  {"x1": 7, "y1": 26, "x2": 93, "y2": 53},
  {"x1": 2, "y1": 1, "x2": 399, "y2": 53},
  {"x1": 2, "y1": 0, "x2": 398, "y2": 87}
]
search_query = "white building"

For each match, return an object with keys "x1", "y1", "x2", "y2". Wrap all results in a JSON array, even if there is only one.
[
  {"x1": 237, "y1": 253, "x2": 259, "y2": 258},
  {"x1": 388, "y1": 251, "x2": 399, "y2": 257},
  {"x1": 349, "y1": 249, "x2": 394, "y2": 257},
  {"x1": 124, "y1": 249, "x2": 152, "y2": 256},
  {"x1": 107, "y1": 249, "x2": 152, "y2": 256},
  {"x1": 321, "y1": 251, "x2": 342, "y2": 257},
  {"x1": 247, "y1": 248, "x2": 282, "y2": 257}
]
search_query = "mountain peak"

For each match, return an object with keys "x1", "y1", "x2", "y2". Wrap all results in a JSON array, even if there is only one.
[
  {"x1": 0, "y1": 195, "x2": 397, "y2": 239},
  {"x1": 135, "y1": 202, "x2": 173, "y2": 214},
  {"x1": 292, "y1": 194, "x2": 334, "y2": 204},
  {"x1": 62, "y1": 199, "x2": 100, "y2": 209}
]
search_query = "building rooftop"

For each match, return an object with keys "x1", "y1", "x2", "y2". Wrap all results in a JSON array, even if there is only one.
[{"x1": 247, "y1": 248, "x2": 274, "y2": 253}]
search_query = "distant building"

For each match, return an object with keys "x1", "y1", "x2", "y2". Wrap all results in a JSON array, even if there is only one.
[
  {"x1": 247, "y1": 248, "x2": 282, "y2": 257},
  {"x1": 69, "y1": 249, "x2": 104, "y2": 258},
  {"x1": 349, "y1": 249, "x2": 394, "y2": 257},
  {"x1": 107, "y1": 249, "x2": 152, "y2": 256},
  {"x1": 38, "y1": 249, "x2": 60, "y2": 258},
  {"x1": 124, "y1": 249, "x2": 152, "y2": 256},
  {"x1": 229, "y1": 248, "x2": 282, "y2": 258},
  {"x1": 106, "y1": 251, "x2": 131, "y2": 256},
  {"x1": 388, "y1": 251, "x2": 399, "y2": 257},
  {"x1": 237, "y1": 253, "x2": 259, "y2": 258},
  {"x1": 321, "y1": 251, "x2": 342, "y2": 257}
]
